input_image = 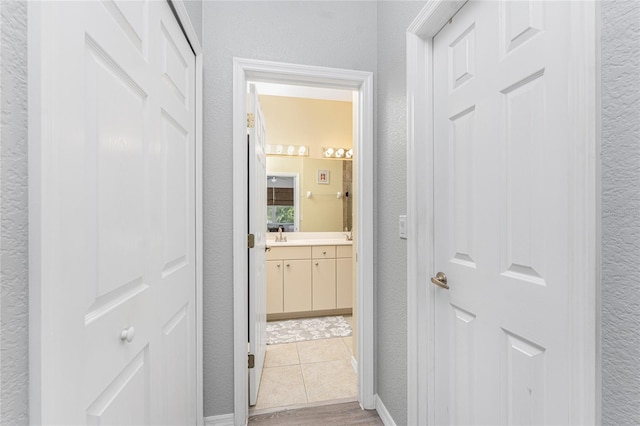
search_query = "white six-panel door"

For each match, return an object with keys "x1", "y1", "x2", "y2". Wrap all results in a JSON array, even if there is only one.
[
  {"x1": 433, "y1": 1, "x2": 575, "y2": 423},
  {"x1": 32, "y1": 1, "x2": 196, "y2": 423},
  {"x1": 248, "y1": 85, "x2": 268, "y2": 406}
]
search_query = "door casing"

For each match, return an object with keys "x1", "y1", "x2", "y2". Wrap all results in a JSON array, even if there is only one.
[
  {"x1": 27, "y1": 1, "x2": 204, "y2": 423},
  {"x1": 232, "y1": 58, "x2": 374, "y2": 425},
  {"x1": 406, "y1": 1, "x2": 601, "y2": 425}
]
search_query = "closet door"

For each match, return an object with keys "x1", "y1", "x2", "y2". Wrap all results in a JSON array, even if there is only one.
[{"x1": 31, "y1": 1, "x2": 196, "y2": 423}]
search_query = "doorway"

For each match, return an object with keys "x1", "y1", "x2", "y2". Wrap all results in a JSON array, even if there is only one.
[
  {"x1": 253, "y1": 83, "x2": 357, "y2": 413},
  {"x1": 232, "y1": 59, "x2": 374, "y2": 426}
]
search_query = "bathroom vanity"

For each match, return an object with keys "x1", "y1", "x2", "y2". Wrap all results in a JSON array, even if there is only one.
[{"x1": 266, "y1": 237, "x2": 353, "y2": 320}]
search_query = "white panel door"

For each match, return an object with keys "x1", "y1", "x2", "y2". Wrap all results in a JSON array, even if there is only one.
[
  {"x1": 34, "y1": 1, "x2": 196, "y2": 424},
  {"x1": 248, "y1": 84, "x2": 268, "y2": 406},
  {"x1": 433, "y1": 1, "x2": 573, "y2": 424}
]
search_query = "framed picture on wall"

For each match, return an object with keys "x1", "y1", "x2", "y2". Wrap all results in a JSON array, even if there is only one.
[{"x1": 317, "y1": 169, "x2": 330, "y2": 184}]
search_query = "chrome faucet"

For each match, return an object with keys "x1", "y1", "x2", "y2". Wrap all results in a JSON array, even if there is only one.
[{"x1": 276, "y1": 227, "x2": 287, "y2": 242}]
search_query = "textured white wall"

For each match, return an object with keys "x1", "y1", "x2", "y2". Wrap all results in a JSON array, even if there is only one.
[
  {"x1": 375, "y1": 2, "x2": 425, "y2": 425},
  {"x1": 201, "y1": 1, "x2": 377, "y2": 416},
  {"x1": 183, "y1": 0, "x2": 202, "y2": 45},
  {"x1": 0, "y1": 1, "x2": 29, "y2": 424},
  {"x1": 601, "y1": 1, "x2": 640, "y2": 424}
]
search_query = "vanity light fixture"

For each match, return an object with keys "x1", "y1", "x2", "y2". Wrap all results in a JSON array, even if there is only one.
[
  {"x1": 322, "y1": 146, "x2": 353, "y2": 160},
  {"x1": 265, "y1": 144, "x2": 309, "y2": 157}
]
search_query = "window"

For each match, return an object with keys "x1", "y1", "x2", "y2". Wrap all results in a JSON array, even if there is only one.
[{"x1": 267, "y1": 175, "x2": 297, "y2": 232}]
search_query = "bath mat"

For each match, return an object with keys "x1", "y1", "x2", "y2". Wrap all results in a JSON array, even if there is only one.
[{"x1": 266, "y1": 316, "x2": 352, "y2": 345}]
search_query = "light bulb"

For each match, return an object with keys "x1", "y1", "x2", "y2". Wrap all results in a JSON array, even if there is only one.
[
  {"x1": 325, "y1": 148, "x2": 334, "y2": 157},
  {"x1": 265, "y1": 145, "x2": 272, "y2": 154},
  {"x1": 346, "y1": 149, "x2": 353, "y2": 158},
  {"x1": 287, "y1": 145, "x2": 295, "y2": 155},
  {"x1": 276, "y1": 145, "x2": 283, "y2": 154},
  {"x1": 298, "y1": 146, "x2": 307, "y2": 155},
  {"x1": 336, "y1": 148, "x2": 345, "y2": 158}
]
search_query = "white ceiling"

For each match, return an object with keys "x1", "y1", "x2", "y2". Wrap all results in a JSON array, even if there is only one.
[{"x1": 254, "y1": 82, "x2": 353, "y2": 103}]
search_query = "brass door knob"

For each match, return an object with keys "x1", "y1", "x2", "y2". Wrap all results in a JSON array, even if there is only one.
[{"x1": 431, "y1": 272, "x2": 449, "y2": 290}]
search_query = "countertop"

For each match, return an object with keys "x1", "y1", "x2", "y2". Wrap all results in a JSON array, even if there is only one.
[{"x1": 266, "y1": 239, "x2": 353, "y2": 247}]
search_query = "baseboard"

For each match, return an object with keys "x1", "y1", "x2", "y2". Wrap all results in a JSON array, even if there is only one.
[
  {"x1": 204, "y1": 413, "x2": 235, "y2": 426},
  {"x1": 375, "y1": 394, "x2": 397, "y2": 426},
  {"x1": 351, "y1": 355, "x2": 357, "y2": 374}
]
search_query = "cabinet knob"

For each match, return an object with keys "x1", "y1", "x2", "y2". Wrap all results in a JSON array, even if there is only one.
[
  {"x1": 286, "y1": 264, "x2": 290, "y2": 267},
  {"x1": 120, "y1": 326, "x2": 135, "y2": 343},
  {"x1": 315, "y1": 262, "x2": 319, "y2": 266},
  {"x1": 276, "y1": 264, "x2": 281, "y2": 268},
  {"x1": 323, "y1": 251, "x2": 326, "y2": 255}
]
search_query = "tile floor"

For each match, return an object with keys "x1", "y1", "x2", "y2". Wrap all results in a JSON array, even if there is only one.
[{"x1": 254, "y1": 317, "x2": 356, "y2": 411}]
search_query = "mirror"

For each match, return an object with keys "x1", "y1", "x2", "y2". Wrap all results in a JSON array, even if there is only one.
[
  {"x1": 257, "y1": 88, "x2": 354, "y2": 233},
  {"x1": 267, "y1": 157, "x2": 352, "y2": 232}
]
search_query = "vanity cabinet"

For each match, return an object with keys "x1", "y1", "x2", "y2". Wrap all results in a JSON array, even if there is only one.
[
  {"x1": 312, "y1": 258, "x2": 336, "y2": 310},
  {"x1": 266, "y1": 244, "x2": 352, "y2": 319},
  {"x1": 266, "y1": 260, "x2": 284, "y2": 314},
  {"x1": 336, "y1": 245, "x2": 353, "y2": 309},
  {"x1": 283, "y1": 260, "x2": 312, "y2": 312}
]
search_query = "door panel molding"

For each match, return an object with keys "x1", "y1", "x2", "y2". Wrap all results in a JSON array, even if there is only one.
[
  {"x1": 406, "y1": 1, "x2": 600, "y2": 425},
  {"x1": 232, "y1": 58, "x2": 374, "y2": 426}
]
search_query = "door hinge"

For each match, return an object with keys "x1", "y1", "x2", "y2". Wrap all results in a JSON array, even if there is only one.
[
  {"x1": 248, "y1": 353, "x2": 255, "y2": 369},
  {"x1": 247, "y1": 113, "x2": 255, "y2": 128},
  {"x1": 248, "y1": 233, "x2": 255, "y2": 248}
]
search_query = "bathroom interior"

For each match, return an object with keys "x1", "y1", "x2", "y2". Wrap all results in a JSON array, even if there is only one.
[{"x1": 252, "y1": 82, "x2": 359, "y2": 412}]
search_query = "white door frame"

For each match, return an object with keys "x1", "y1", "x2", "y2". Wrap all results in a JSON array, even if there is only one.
[
  {"x1": 405, "y1": 2, "x2": 601, "y2": 425},
  {"x1": 27, "y1": 1, "x2": 204, "y2": 423},
  {"x1": 232, "y1": 58, "x2": 374, "y2": 425}
]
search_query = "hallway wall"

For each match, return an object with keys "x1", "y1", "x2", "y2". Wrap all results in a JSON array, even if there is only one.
[
  {"x1": 375, "y1": 2, "x2": 425, "y2": 425},
  {"x1": 0, "y1": 1, "x2": 29, "y2": 424},
  {"x1": 201, "y1": 1, "x2": 377, "y2": 416},
  {"x1": 183, "y1": 0, "x2": 202, "y2": 43},
  {"x1": 601, "y1": 1, "x2": 640, "y2": 423}
]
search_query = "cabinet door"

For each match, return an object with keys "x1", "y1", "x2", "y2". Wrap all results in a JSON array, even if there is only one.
[
  {"x1": 313, "y1": 259, "x2": 336, "y2": 310},
  {"x1": 267, "y1": 260, "x2": 284, "y2": 314},
  {"x1": 337, "y1": 258, "x2": 353, "y2": 309},
  {"x1": 283, "y1": 259, "x2": 312, "y2": 312}
]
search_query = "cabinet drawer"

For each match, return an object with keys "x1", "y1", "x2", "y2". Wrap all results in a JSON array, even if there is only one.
[
  {"x1": 336, "y1": 245, "x2": 353, "y2": 258},
  {"x1": 267, "y1": 246, "x2": 311, "y2": 260},
  {"x1": 312, "y1": 246, "x2": 335, "y2": 259}
]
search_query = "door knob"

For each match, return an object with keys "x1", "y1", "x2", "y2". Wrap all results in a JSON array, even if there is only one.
[
  {"x1": 431, "y1": 272, "x2": 449, "y2": 290},
  {"x1": 120, "y1": 326, "x2": 136, "y2": 343}
]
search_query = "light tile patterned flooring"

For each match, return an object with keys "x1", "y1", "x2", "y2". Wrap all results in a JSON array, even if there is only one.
[{"x1": 254, "y1": 317, "x2": 357, "y2": 410}]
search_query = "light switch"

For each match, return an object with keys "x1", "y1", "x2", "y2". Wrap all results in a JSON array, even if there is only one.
[{"x1": 399, "y1": 215, "x2": 407, "y2": 239}]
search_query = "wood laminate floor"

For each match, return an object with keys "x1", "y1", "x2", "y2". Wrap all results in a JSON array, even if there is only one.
[{"x1": 248, "y1": 402, "x2": 383, "y2": 425}]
